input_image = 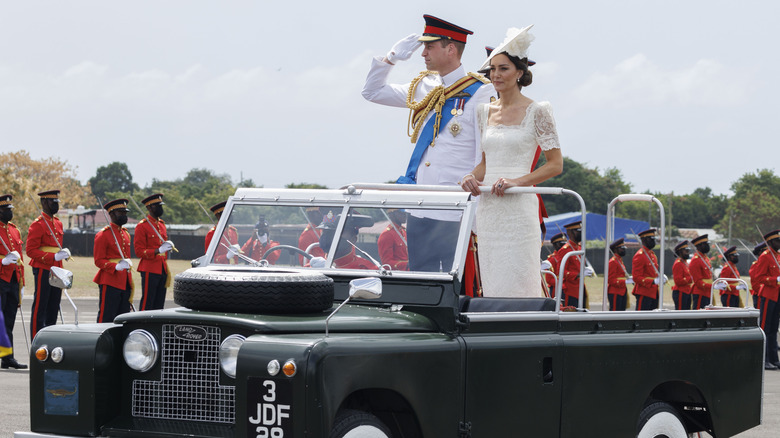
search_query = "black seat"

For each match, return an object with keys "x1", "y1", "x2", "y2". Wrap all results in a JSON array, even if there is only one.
[
  {"x1": 464, "y1": 297, "x2": 555, "y2": 312},
  {"x1": 458, "y1": 295, "x2": 471, "y2": 312}
]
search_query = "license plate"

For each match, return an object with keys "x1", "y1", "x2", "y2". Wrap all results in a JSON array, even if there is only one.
[{"x1": 247, "y1": 377, "x2": 293, "y2": 437}]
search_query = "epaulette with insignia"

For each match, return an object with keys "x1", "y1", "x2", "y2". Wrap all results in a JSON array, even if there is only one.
[
  {"x1": 468, "y1": 71, "x2": 490, "y2": 84},
  {"x1": 139, "y1": 218, "x2": 147, "y2": 224}
]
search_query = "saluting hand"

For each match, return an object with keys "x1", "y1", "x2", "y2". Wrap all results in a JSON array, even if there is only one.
[{"x1": 386, "y1": 34, "x2": 422, "y2": 64}]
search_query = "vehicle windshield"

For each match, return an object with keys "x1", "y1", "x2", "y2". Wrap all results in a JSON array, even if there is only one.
[{"x1": 208, "y1": 203, "x2": 467, "y2": 274}]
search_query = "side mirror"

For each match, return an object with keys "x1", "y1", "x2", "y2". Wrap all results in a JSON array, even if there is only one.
[{"x1": 326, "y1": 277, "x2": 382, "y2": 337}]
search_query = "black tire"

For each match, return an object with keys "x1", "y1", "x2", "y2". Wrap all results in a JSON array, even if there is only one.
[
  {"x1": 329, "y1": 410, "x2": 392, "y2": 438},
  {"x1": 637, "y1": 401, "x2": 688, "y2": 438},
  {"x1": 173, "y1": 268, "x2": 334, "y2": 314}
]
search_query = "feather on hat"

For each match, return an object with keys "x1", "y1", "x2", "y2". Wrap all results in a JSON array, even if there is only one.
[{"x1": 480, "y1": 25, "x2": 535, "y2": 71}]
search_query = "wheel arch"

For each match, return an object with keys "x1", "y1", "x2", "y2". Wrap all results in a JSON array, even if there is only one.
[
  {"x1": 645, "y1": 380, "x2": 712, "y2": 434},
  {"x1": 332, "y1": 388, "x2": 423, "y2": 438}
]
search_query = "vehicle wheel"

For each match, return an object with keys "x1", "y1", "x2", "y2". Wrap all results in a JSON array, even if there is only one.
[
  {"x1": 173, "y1": 268, "x2": 334, "y2": 314},
  {"x1": 329, "y1": 410, "x2": 392, "y2": 438},
  {"x1": 637, "y1": 401, "x2": 687, "y2": 438}
]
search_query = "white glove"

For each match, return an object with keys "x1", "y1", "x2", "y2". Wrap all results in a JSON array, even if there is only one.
[
  {"x1": 115, "y1": 259, "x2": 132, "y2": 271},
  {"x1": 309, "y1": 257, "x2": 327, "y2": 269},
  {"x1": 584, "y1": 267, "x2": 595, "y2": 277},
  {"x1": 713, "y1": 282, "x2": 728, "y2": 290},
  {"x1": 2, "y1": 250, "x2": 19, "y2": 266},
  {"x1": 226, "y1": 244, "x2": 241, "y2": 260},
  {"x1": 736, "y1": 283, "x2": 747, "y2": 290},
  {"x1": 777, "y1": 275, "x2": 780, "y2": 284},
  {"x1": 540, "y1": 260, "x2": 552, "y2": 271},
  {"x1": 653, "y1": 275, "x2": 669, "y2": 285},
  {"x1": 54, "y1": 248, "x2": 71, "y2": 261},
  {"x1": 625, "y1": 277, "x2": 634, "y2": 285},
  {"x1": 158, "y1": 241, "x2": 174, "y2": 254},
  {"x1": 259, "y1": 233, "x2": 269, "y2": 245},
  {"x1": 20, "y1": 287, "x2": 24, "y2": 301},
  {"x1": 386, "y1": 34, "x2": 422, "y2": 64}
]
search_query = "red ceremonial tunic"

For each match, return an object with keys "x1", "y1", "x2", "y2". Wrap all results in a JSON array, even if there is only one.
[
  {"x1": 753, "y1": 249, "x2": 780, "y2": 302},
  {"x1": 134, "y1": 216, "x2": 169, "y2": 275},
  {"x1": 298, "y1": 225, "x2": 326, "y2": 263},
  {"x1": 607, "y1": 255, "x2": 628, "y2": 296},
  {"x1": 92, "y1": 223, "x2": 133, "y2": 291},
  {"x1": 205, "y1": 225, "x2": 239, "y2": 264},
  {"x1": 554, "y1": 241, "x2": 584, "y2": 299},
  {"x1": 334, "y1": 248, "x2": 374, "y2": 270},
  {"x1": 544, "y1": 252, "x2": 560, "y2": 298},
  {"x1": 749, "y1": 260, "x2": 761, "y2": 297},
  {"x1": 631, "y1": 248, "x2": 659, "y2": 299},
  {"x1": 241, "y1": 237, "x2": 281, "y2": 264},
  {"x1": 377, "y1": 224, "x2": 408, "y2": 270},
  {"x1": 0, "y1": 221, "x2": 24, "y2": 285},
  {"x1": 672, "y1": 258, "x2": 693, "y2": 295},
  {"x1": 718, "y1": 263, "x2": 741, "y2": 297},
  {"x1": 26, "y1": 213, "x2": 64, "y2": 270},
  {"x1": 689, "y1": 252, "x2": 714, "y2": 297}
]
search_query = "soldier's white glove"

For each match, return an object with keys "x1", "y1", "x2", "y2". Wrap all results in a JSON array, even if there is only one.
[
  {"x1": 736, "y1": 283, "x2": 747, "y2": 290},
  {"x1": 713, "y1": 282, "x2": 728, "y2": 290},
  {"x1": 54, "y1": 248, "x2": 71, "y2": 261},
  {"x1": 653, "y1": 275, "x2": 669, "y2": 285},
  {"x1": 625, "y1": 277, "x2": 634, "y2": 285},
  {"x1": 776, "y1": 275, "x2": 780, "y2": 284},
  {"x1": 115, "y1": 259, "x2": 132, "y2": 271},
  {"x1": 386, "y1": 34, "x2": 422, "y2": 64},
  {"x1": 309, "y1": 257, "x2": 327, "y2": 269},
  {"x1": 226, "y1": 244, "x2": 241, "y2": 260},
  {"x1": 540, "y1": 260, "x2": 552, "y2": 271},
  {"x1": 584, "y1": 267, "x2": 595, "y2": 277},
  {"x1": 158, "y1": 241, "x2": 174, "y2": 254},
  {"x1": 2, "y1": 251, "x2": 19, "y2": 265}
]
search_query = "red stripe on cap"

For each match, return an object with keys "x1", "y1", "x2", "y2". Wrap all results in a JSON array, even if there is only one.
[{"x1": 424, "y1": 25, "x2": 469, "y2": 43}]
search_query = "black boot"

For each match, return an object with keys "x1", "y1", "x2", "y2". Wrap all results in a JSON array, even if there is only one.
[{"x1": 1, "y1": 358, "x2": 28, "y2": 369}]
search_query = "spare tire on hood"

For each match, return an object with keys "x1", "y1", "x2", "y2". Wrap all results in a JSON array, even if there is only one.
[{"x1": 173, "y1": 268, "x2": 334, "y2": 314}]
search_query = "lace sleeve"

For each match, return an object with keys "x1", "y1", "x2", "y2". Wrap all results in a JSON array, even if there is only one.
[{"x1": 534, "y1": 102, "x2": 560, "y2": 151}]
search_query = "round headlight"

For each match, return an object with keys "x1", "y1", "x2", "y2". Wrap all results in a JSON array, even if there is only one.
[
  {"x1": 267, "y1": 359, "x2": 280, "y2": 376},
  {"x1": 219, "y1": 334, "x2": 245, "y2": 378},
  {"x1": 51, "y1": 347, "x2": 64, "y2": 363},
  {"x1": 123, "y1": 330, "x2": 158, "y2": 372}
]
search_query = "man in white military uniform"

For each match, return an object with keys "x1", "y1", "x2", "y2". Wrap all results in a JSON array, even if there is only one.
[{"x1": 362, "y1": 14, "x2": 496, "y2": 272}]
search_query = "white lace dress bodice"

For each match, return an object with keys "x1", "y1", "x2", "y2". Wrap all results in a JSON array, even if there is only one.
[{"x1": 476, "y1": 101, "x2": 560, "y2": 297}]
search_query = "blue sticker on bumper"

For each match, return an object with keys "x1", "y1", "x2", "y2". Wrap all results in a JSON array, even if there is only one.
[{"x1": 44, "y1": 369, "x2": 79, "y2": 416}]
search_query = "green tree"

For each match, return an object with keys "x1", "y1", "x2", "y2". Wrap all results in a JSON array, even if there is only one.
[
  {"x1": 715, "y1": 170, "x2": 780, "y2": 240},
  {"x1": 88, "y1": 162, "x2": 140, "y2": 203},
  {"x1": 538, "y1": 157, "x2": 632, "y2": 216},
  {"x1": 139, "y1": 168, "x2": 237, "y2": 224},
  {"x1": 286, "y1": 182, "x2": 328, "y2": 189}
]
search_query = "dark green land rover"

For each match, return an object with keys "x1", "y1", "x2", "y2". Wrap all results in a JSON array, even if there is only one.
[{"x1": 16, "y1": 186, "x2": 763, "y2": 437}]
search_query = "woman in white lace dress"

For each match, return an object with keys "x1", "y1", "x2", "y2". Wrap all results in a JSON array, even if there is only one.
[{"x1": 460, "y1": 26, "x2": 563, "y2": 297}]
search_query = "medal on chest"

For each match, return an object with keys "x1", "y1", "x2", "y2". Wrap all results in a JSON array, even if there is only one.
[{"x1": 449, "y1": 98, "x2": 465, "y2": 137}]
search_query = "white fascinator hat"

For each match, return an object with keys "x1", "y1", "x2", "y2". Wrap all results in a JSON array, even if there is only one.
[{"x1": 480, "y1": 25, "x2": 535, "y2": 71}]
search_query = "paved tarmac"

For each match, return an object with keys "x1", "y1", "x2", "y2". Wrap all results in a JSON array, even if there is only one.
[{"x1": 1, "y1": 297, "x2": 778, "y2": 437}]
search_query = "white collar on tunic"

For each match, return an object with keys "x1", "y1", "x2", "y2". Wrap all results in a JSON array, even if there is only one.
[{"x1": 440, "y1": 65, "x2": 466, "y2": 87}]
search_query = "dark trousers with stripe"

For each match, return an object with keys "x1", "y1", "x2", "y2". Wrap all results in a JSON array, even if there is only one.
[
  {"x1": 672, "y1": 289, "x2": 691, "y2": 310},
  {"x1": 0, "y1": 275, "x2": 20, "y2": 359},
  {"x1": 563, "y1": 294, "x2": 579, "y2": 308},
  {"x1": 30, "y1": 268, "x2": 62, "y2": 339},
  {"x1": 759, "y1": 297, "x2": 780, "y2": 364},
  {"x1": 608, "y1": 293, "x2": 626, "y2": 311},
  {"x1": 635, "y1": 294, "x2": 658, "y2": 311},
  {"x1": 692, "y1": 293, "x2": 711, "y2": 310},
  {"x1": 720, "y1": 294, "x2": 740, "y2": 308},
  {"x1": 140, "y1": 271, "x2": 167, "y2": 310},
  {"x1": 97, "y1": 282, "x2": 131, "y2": 323},
  {"x1": 407, "y1": 216, "x2": 459, "y2": 272}
]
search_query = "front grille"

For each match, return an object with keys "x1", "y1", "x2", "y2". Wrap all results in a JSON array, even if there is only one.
[{"x1": 132, "y1": 324, "x2": 235, "y2": 423}]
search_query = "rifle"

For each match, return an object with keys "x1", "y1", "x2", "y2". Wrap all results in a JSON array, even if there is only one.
[{"x1": 128, "y1": 196, "x2": 178, "y2": 253}]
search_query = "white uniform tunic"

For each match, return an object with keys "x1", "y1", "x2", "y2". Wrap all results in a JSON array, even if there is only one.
[{"x1": 362, "y1": 57, "x2": 496, "y2": 221}]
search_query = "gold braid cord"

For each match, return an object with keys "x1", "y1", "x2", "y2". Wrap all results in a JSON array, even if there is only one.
[{"x1": 406, "y1": 72, "x2": 489, "y2": 146}]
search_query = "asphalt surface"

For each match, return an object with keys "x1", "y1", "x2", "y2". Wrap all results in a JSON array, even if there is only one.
[{"x1": 1, "y1": 297, "x2": 779, "y2": 437}]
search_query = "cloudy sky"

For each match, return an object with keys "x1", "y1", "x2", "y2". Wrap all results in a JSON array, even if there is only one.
[{"x1": 1, "y1": 1, "x2": 776, "y2": 198}]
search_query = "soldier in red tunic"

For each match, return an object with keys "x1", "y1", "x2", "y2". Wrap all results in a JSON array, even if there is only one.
[
  {"x1": 377, "y1": 209, "x2": 408, "y2": 271},
  {"x1": 26, "y1": 190, "x2": 71, "y2": 338},
  {"x1": 298, "y1": 207, "x2": 326, "y2": 265},
  {"x1": 689, "y1": 234, "x2": 714, "y2": 310},
  {"x1": 631, "y1": 228, "x2": 665, "y2": 310},
  {"x1": 134, "y1": 194, "x2": 174, "y2": 311},
  {"x1": 753, "y1": 230, "x2": 780, "y2": 370},
  {"x1": 204, "y1": 201, "x2": 240, "y2": 264},
  {"x1": 93, "y1": 199, "x2": 133, "y2": 323},
  {"x1": 318, "y1": 212, "x2": 375, "y2": 270},
  {"x1": 715, "y1": 246, "x2": 744, "y2": 308},
  {"x1": 541, "y1": 233, "x2": 565, "y2": 298},
  {"x1": 671, "y1": 240, "x2": 693, "y2": 310},
  {"x1": 241, "y1": 216, "x2": 281, "y2": 264},
  {"x1": 607, "y1": 238, "x2": 632, "y2": 311},
  {"x1": 554, "y1": 221, "x2": 592, "y2": 308},
  {"x1": 0, "y1": 194, "x2": 26, "y2": 369},
  {"x1": 748, "y1": 242, "x2": 767, "y2": 309}
]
